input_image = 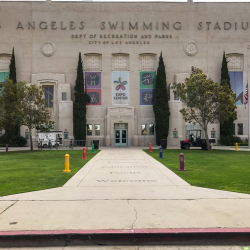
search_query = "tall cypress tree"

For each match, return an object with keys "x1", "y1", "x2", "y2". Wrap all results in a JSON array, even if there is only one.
[
  {"x1": 5, "y1": 47, "x2": 18, "y2": 136},
  {"x1": 9, "y1": 47, "x2": 17, "y2": 84},
  {"x1": 220, "y1": 51, "x2": 234, "y2": 136},
  {"x1": 153, "y1": 52, "x2": 170, "y2": 145},
  {"x1": 73, "y1": 52, "x2": 88, "y2": 141}
]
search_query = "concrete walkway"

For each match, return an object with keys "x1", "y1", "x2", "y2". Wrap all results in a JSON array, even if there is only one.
[{"x1": 1, "y1": 147, "x2": 250, "y2": 234}]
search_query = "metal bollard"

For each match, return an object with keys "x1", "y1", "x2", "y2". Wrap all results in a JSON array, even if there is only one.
[
  {"x1": 159, "y1": 146, "x2": 163, "y2": 159},
  {"x1": 179, "y1": 153, "x2": 186, "y2": 171},
  {"x1": 63, "y1": 154, "x2": 71, "y2": 173},
  {"x1": 149, "y1": 143, "x2": 152, "y2": 153},
  {"x1": 82, "y1": 147, "x2": 87, "y2": 160},
  {"x1": 5, "y1": 144, "x2": 8, "y2": 153},
  {"x1": 235, "y1": 143, "x2": 238, "y2": 151},
  {"x1": 92, "y1": 143, "x2": 95, "y2": 153}
]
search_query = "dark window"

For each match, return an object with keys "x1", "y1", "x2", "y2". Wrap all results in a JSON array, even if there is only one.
[
  {"x1": 211, "y1": 130, "x2": 216, "y2": 138},
  {"x1": 173, "y1": 131, "x2": 178, "y2": 138},
  {"x1": 87, "y1": 124, "x2": 92, "y2": 136},
  {"x1": 174, "y1": 92, "x2": 179, "y2": 101},
  {"x1": 229, "y1": 72, "x2": 243, "y2": 105},
  {"x1": 64, "y1": 132, "x2": 68, "y2": 139},
  {"x1": 25, "y1": 132, "x2": 30, "y2": 139},
  {"x1": 141, "y1": 124, "x2": 147, "y2": 135},
  {"x1": 95, "y1": 125, "x2": 100, "y2": 136},
  {"x1": 149, "y1": 124, "x2": 154, "y2": 135},
  {"x1": 238, "y1": 123, "x2": 243, "y2": 135}
]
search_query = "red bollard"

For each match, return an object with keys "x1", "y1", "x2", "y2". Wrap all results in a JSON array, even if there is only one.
[
  {"x1": 82, "y1": 147, "x2": 87, "y2": 160},
  {"x1": 149, "y1": 143, "x2": 152, "y2": 153},
  {"x1": 6, "y1": 144, "x2": 8, "y2": 153},
  {"x1": 179, "y1": 153, "x2": 186, "y2": 171}
]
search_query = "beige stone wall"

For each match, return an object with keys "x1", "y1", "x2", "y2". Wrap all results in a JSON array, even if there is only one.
[{"x1": 1, "y1": 0, "x2": 250, "y2": 146}]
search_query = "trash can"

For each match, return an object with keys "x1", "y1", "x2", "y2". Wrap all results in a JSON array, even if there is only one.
[
  {"x1": 93, "y1": 140, "x2": 99, "y2": 149},
  {"x1": 161, "y1": 139, "x2": 167, "y2": 149}
]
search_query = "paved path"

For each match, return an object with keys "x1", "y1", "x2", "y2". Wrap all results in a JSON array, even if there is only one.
[{"x1": 0, "y1": 148, "x2": 250, "y2": 232}]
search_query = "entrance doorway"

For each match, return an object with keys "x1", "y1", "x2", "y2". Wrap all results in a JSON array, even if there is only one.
[{"x1": 114, "y1": 123, "x2": 128, "y2": 146}]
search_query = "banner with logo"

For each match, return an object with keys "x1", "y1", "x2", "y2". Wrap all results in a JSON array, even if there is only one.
[
  {"x1": 140, "y1": 71, "x2": 156, "y2": 89},
  {"x1": 140, "y1": 89, "x2": 155, "y2": 105},
  {"x1": 140, "y1": 71, "x2": 156, "y2": 105},
  {"x1": 85, "y1": 72, "x2": 102, "y2": 105},
  {"x1": 112, "y1": 71, "x2": 129, "y2": 105}
]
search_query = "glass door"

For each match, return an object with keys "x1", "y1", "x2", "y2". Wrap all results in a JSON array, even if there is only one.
[
  {"x1": 121, "y1": 130, "x2": 127, "y2": 145},
  {"x1": 114, "y1": 123, "x2": 128, "y2": 146},
  {"x1": 114, "y1": 129, "x2": 127, "y2": 146},
  {"x1": 115, "y1": 129, "x2": 121, "y2": 146}
]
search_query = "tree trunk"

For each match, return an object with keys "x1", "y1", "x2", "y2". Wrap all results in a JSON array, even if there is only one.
[
  {"x1": 204, "y1": 125, "x2": 211, "y2": 150},
  {"x1": 29, "y1": 128, "x2": 33, "y2": 152}
]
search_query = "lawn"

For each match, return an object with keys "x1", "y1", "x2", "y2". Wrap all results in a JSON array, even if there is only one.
[
  {"x1": 144, "y1": 149, "x2": 250, "y2": 194},
  {"x1": 0, "y1": 150, "x2": 100, "y2": 196}
]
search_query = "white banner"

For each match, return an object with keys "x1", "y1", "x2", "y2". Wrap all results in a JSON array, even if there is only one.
[{"x1": 112, "y1": 71, "x2": 129, "y2": 105}]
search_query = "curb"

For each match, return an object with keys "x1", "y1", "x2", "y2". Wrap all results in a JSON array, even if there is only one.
[{"x1": 1, "y1": 228, "x2": 250, "y2": 247}]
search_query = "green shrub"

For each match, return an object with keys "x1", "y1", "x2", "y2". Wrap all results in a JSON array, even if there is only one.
[
  {"x1": 0, "y1": 134, "x2": 27, "y2": 147},
  {"x1": 219, "y1": 135, "x2": 243, "y2": 146}
]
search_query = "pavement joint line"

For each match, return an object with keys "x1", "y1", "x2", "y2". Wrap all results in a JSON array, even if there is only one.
[
  {"x1": 67, "y1": 150, "x2": 103, "y2": 188},
  {"x1": 1, "y1": 228, "x2": 250, "y2": 235},
  {"x1": 2, "y1": 198, "x2": 250, "y2": 201},
  {"x1": 0, "y1": 200, "x2": 18, "y2": 215}
]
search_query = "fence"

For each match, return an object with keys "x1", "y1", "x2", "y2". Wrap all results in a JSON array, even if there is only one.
[{"x1": 30, "y1": 140, "x2": 89, "y2": 150}]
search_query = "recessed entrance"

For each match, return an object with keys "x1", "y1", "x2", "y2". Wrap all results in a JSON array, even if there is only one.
[{"x1": 114, "y1": 123, "x2": 128, "y2": 146}]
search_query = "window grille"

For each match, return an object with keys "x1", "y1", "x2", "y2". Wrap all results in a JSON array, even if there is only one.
[
  {"x1": 227, "y1": 54, "x2": 243, "y2": 71},
  {"x1": 0, "y1": 54, "x2": 11, "y2": 71},
  {"x1": 62, "y1": 92, "x2": 67, "y2": 101},
  {"x1": 112, "y1": 54, "x2": 129, "y2": 71},
  {"x1": 84, "y1": 54, "x2": 102, "y2": 71},
  {"x1": 140, "y1": 54, "x2": 155, "y2": 71}
]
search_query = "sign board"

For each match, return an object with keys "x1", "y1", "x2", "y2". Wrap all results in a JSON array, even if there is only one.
[{"x1": 112, "y1": 71, "x2": 129, "y2": 105}]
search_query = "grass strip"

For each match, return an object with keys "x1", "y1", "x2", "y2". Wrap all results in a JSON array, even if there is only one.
[
  {"x1": 0, "y1": 150, "x2": 99, "y2": 196},
  {"x1": 144, "y1": 149, "x2": 250, "y2": 194}
]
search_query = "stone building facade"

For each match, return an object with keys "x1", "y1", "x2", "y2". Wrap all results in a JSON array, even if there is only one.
[{"x1": 0, "y1": 0, "x2": 249, "y2": 146}]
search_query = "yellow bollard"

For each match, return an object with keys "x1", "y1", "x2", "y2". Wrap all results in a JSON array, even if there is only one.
[
  {"x1": 235, "y1": 143, "x2": 238, "y2": 152},
  {"x1": 63, "y1": 154, "x2": 71, "y2": 173}
]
